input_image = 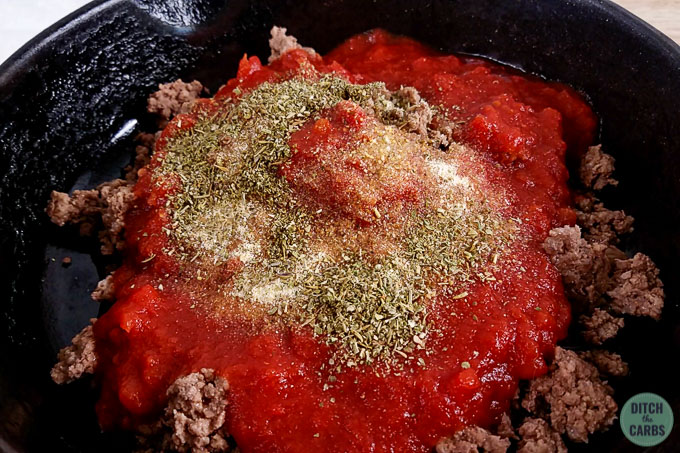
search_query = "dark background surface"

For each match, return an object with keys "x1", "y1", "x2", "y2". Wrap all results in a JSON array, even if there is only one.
[{"x1": 1, "y1": 0, "x2": 679, "y2": 451}]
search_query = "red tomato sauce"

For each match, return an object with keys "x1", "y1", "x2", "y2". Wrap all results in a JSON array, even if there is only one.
[{"x1": 93, "y1": 30, "x2": 596, "y2": 452}]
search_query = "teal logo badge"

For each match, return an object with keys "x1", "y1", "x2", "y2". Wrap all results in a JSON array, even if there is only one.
[{"x1": 620, "y1": 392, "x2": 673, "y2": 447}]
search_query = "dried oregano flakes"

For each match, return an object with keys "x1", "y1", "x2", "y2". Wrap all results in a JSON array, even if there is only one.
[{"x1": 155, "y1": 74, "x2": 516, "y2": 370}]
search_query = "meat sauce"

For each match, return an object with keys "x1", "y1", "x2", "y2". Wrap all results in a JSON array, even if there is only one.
[{"x1": 94, "y1": 30, "x2": 596, "y2": 452}]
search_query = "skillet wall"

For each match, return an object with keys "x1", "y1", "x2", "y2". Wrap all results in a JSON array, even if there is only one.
[{"x1": 1, "y1": 0, "x2": 679, "y2": 451}]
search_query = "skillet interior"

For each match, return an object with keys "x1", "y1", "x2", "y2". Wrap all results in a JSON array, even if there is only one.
[{"x1": 1, "y1": 0, "x2": 679, "y2": 451}]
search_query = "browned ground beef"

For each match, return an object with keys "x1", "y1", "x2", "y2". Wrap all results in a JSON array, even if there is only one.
[
  {"x1": 125, "y1": 132, "x2": 155, "y2": 181},
  {"x1": 46, "y1": 178, "x2": 135, "y2": 255},
  {"x1": 436, "y1": 426, "x2": 511, "y2": 453},
  {"x1": 579, "y1": 308, "x2": 624, "y2": 345},
  {"x1": 268, "y1": 26, "x2": 315, "y2": 63},
  {"x1": 521, "y1": 347, "x2": 617, "y2": 443},
  {"x1": 389, "y1": 86, "x2": 434, "y2": 137},
  {"x1": 435, "y1": 414, "x2": 516, "y2": 452},
  {"x1": 544, "y1": 225, "x2": 664, "y2": 322},
  {"x1": 147, "y1": 79, "x2": 204, "y2": 122},
  {"x1": 46, "y1": 188, "x2": 101, "y2": 235},
  {"x1": 495, "y1": 413, "x2": 516, "y2": 440},
  {"x1": 98, "y1": 180, "x2": 135, "y2": 254},
  {"x1": 575, "y1": 195, "x2": 634, "y2": 245},
  {"x1": 161, "y1": 369, "x2": 231, "y2": 453},
  {"x1": 579, "y1": 145, "x2": 618, "y2": 190},
  {"x1": 579, "y1": 350, "x2": 629, "y2": 377},
  {"x1": 91, "y1": 274, "x2": 115, "y2": 302},
  {"x1": 543, "y1": 225, "x2": 610, "y2": 310},
  {"x1": 517, "y1": 418, "x2": 567, "y2": 453},
  {"x1": 50, "y1": 320, "x2": 97, "y2": 384},
  {"x1": 366, "y1": 84, "x2": 456, "y2": 148},
  {"x1": 607, "y1": 253, "x2": 664, "y2": 320}
]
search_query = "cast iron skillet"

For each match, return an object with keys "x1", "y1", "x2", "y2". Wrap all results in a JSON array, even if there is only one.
[{"x1": 1, "y1": 0, "x2": 679, "y2": 451}]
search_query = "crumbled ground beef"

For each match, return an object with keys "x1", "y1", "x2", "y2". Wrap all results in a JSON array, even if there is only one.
[
  {"x1": 511, "y1": 387, "x2": 522, "y2": 411},
  {"x1": 496, "y1": 413, "x2": 517, "y2": 440},
  {"x1": 147, "y1": 79, "x2": 203, "y2": 122},
  {"x1": 517, "y1": 418, "x2": 567, "y2": 453},
  {"x1": 372, "y1": 85, "x2": 457, "y2": 147},
  {"x1": 429, "y1": 115, "x2": 458, "y2": 149},
  {"x1": 46, "y1": 188, "x2": 101, "y2": 235},
  {"x1": 390, "y1": 86, "x2": 434, "y2": 137},
  {"x1": 137, "y1": 131, "x2": 156, "y2": 149},
  {"x1": 91, "y1": 274, "x2": 115, "y2": 302},
  {"x1": 436, "y1": 426, "x2": 511, "y2": 453},
  {"x1": 579, "y1": 145, "x2": 618, "y2": 190},
  {"x1": 161, "y1": 369, "x2": 231, "y2": 453},
  {"x1": 268, "y1": 26, "x2": 315, "y2": 63},
  {"x1": 47, "y1": 179, "x2": 135, "y2": 255},
  {"x1": 575, "y1": 195, "x2": 634, "y2": 244},
  {"x1": 51, "y1": 320, "x2": 97, "y2": 384},
  {"x1": 540, "y1": 148, "x2": 664, "y2": 446},
  {"x1": 607, "y1": 253, "x2": 664, "y2": 320},
  {"x1": 579, "y1": 308, "x2": 624, "y2": 345},
  {"x1": 125, "y1": 132, "x2": 154, "y2": 181},
  {"x1": 579, "y1": 350, "x2": 629, "y2": 377},
  {"x1": 522, "y1": 347, "x2": 617, "y2": 443},
  {"x1": 98, "y1": 179, "x2": 135, "y2": 254},
  {"x1": 543, "y1": 226, "x2": 610, "y2": 310},
  {"x1": 545, "y1": 221, "x2": 663, "y2": 343},
  {"x1": 604, "y1": 244, "x2": 628, "y2": 263}
]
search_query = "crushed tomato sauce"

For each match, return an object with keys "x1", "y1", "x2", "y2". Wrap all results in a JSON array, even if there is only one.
[{"x1": 93, "y1": 30, "x2": 596, "y2": 452}]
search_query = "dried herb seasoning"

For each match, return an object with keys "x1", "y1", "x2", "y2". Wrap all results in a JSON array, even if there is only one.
[{"x1": 155, "y1": 73, "x2": 516, "y2": 370}]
